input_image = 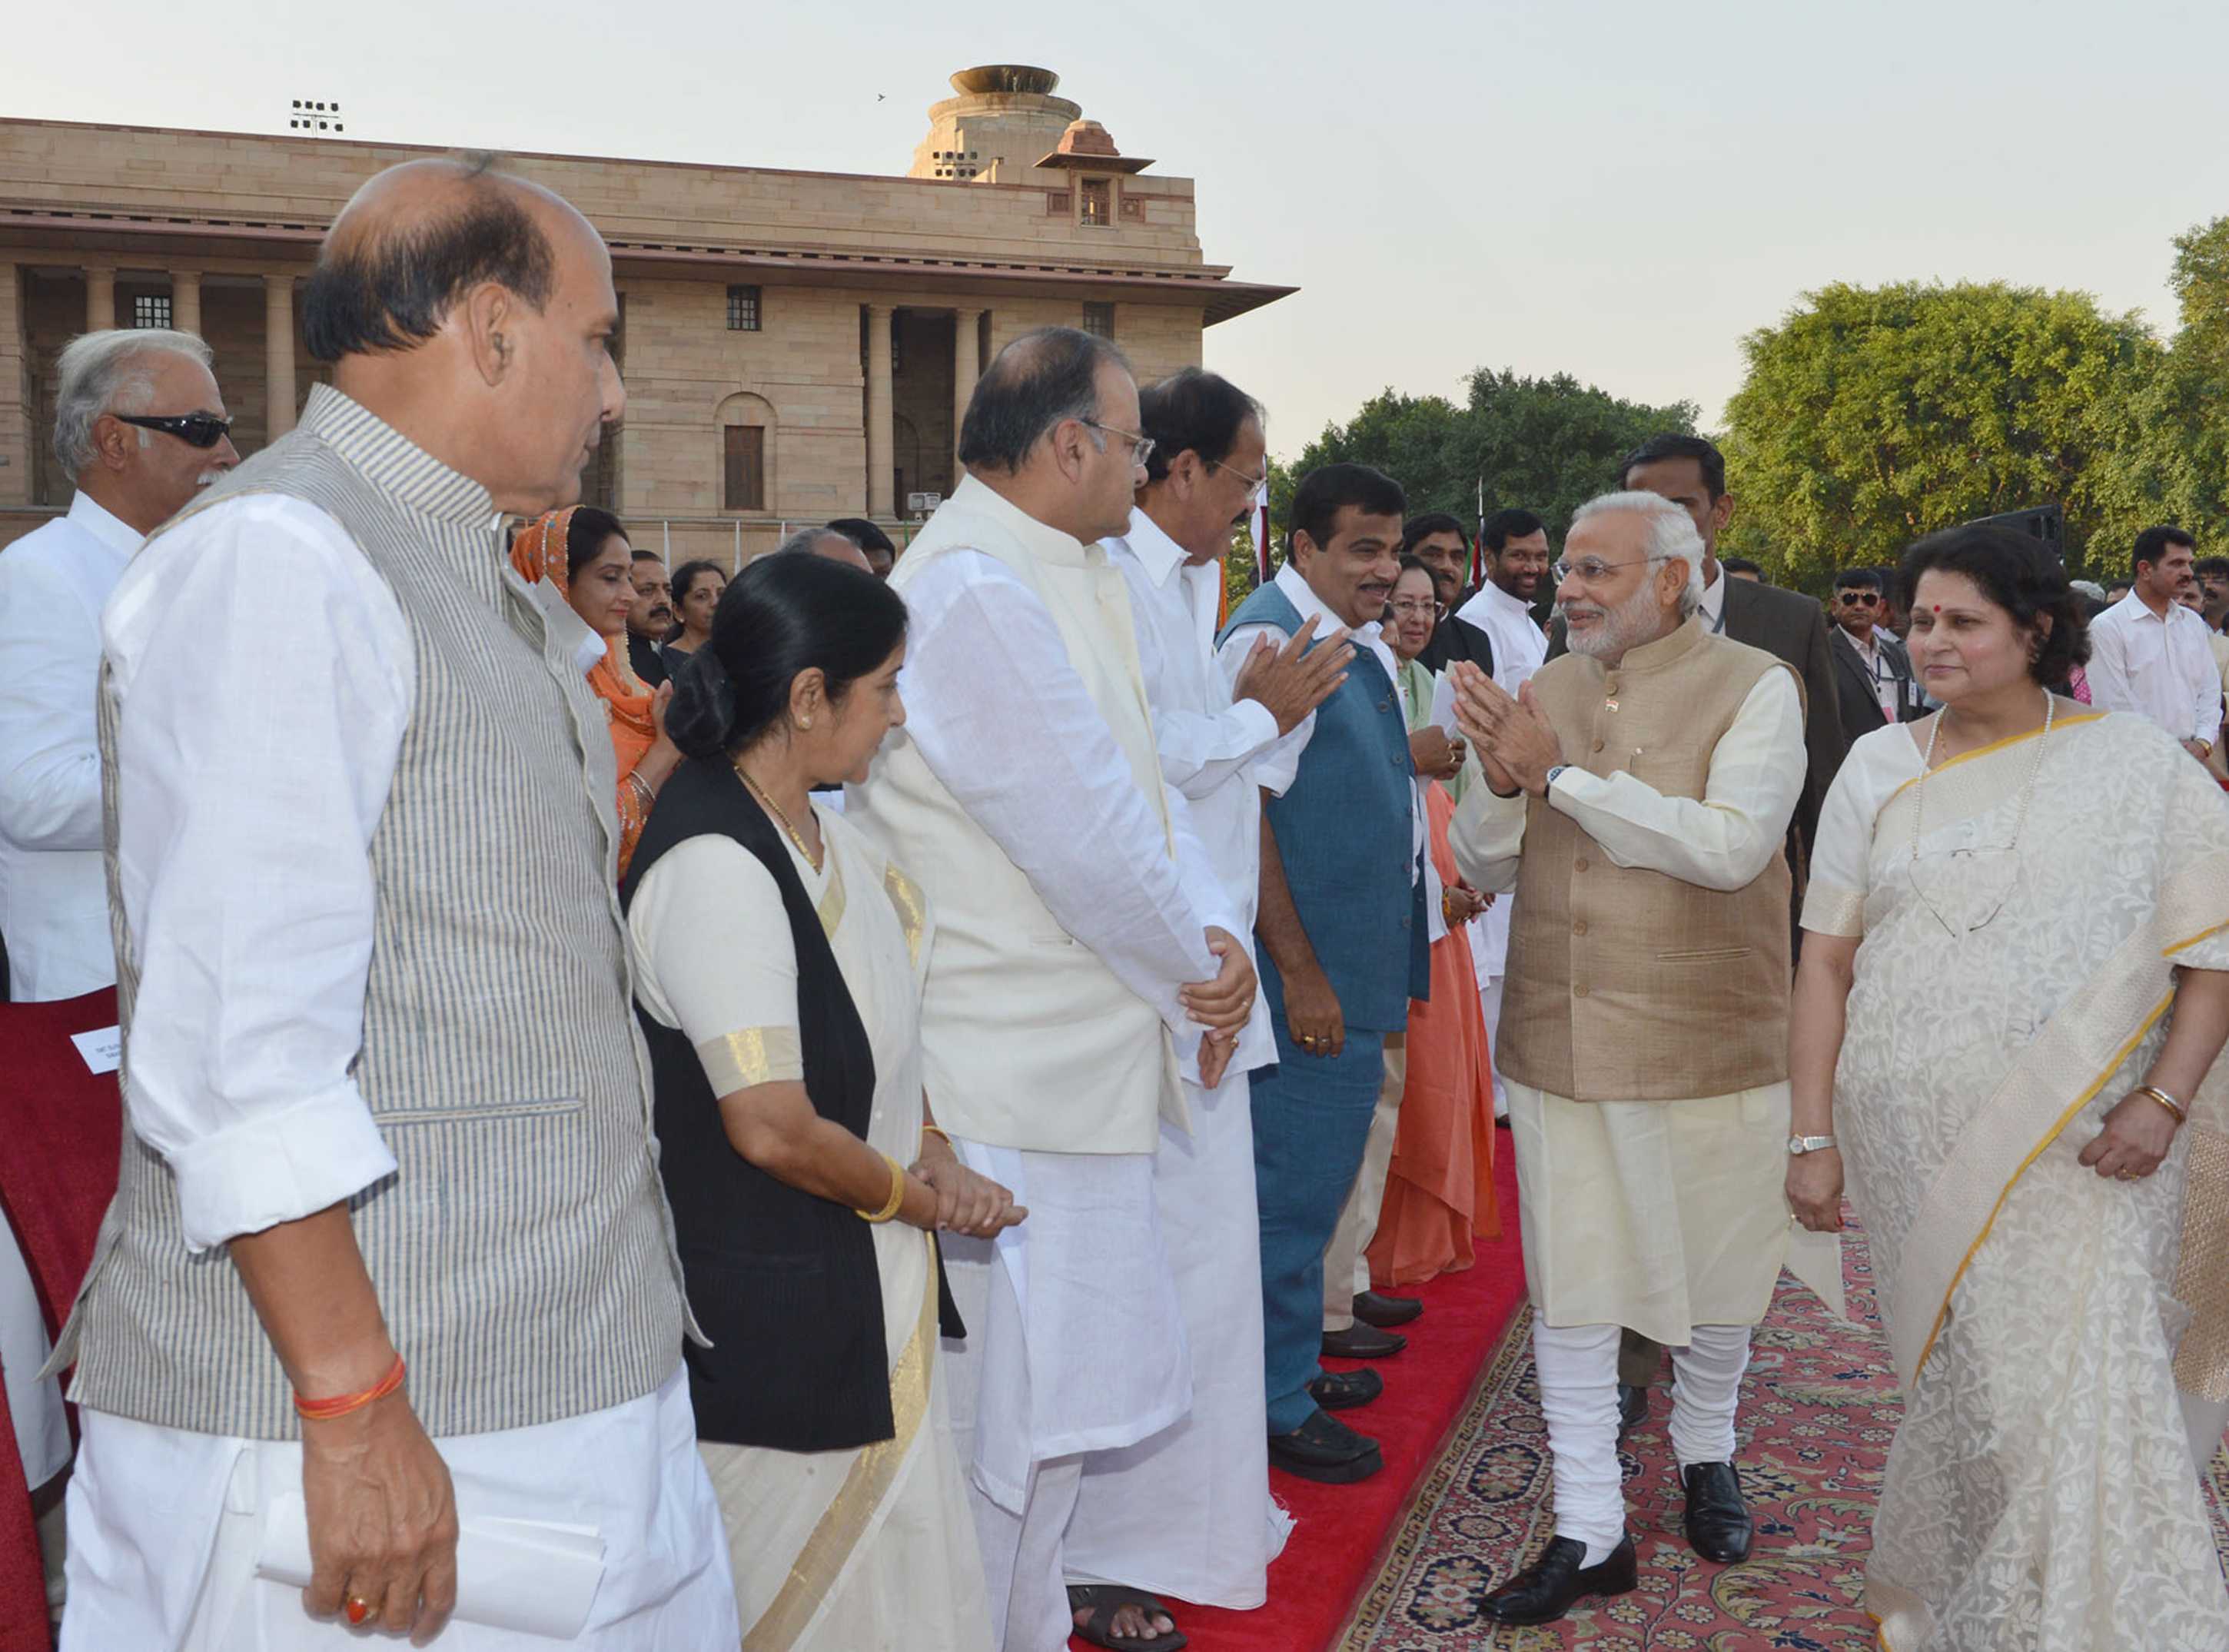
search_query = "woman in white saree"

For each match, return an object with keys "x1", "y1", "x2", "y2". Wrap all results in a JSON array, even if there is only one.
[
  {"x1": 622, "y1": 552, "x2": 1021, "y2": 1651},
  {"x1": 1786, "y1": 525, "x2": 2229, "y2": 1652}
]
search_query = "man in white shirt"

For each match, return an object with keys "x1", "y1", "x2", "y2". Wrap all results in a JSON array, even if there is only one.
[
  {"x1": 1076, "y1": 370, "x2": 1344, "y2": 1638},
  {"x1": 1455, "y1": 507, "x2": 1553, "y2": 1122},
  {"x1": 56, "y1": 160, "x2": 735, "y2": 1650},
  {"x1": 0, "y1": 328, "x2": 239, "y2": 1004},
  {"x1": 0, "y1": 327, "x2": 238, "y2": 1624},
  {"x1": 849, "y1": 329, "x2": 1258, "y2": 1652},
  {"x1": 2087, "y1": 526, "x2": 2222, "y2": 762}
]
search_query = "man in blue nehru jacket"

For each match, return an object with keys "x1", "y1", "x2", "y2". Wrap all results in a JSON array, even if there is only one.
[{"x1": 1218, "y1": 464, "x2": 1431, "y2": 1484}]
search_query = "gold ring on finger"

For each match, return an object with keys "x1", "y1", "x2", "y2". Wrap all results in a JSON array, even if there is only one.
[
  {"x1": 345, "y1": 1596, "x2": 374, "y2": 1627},
  {"x1": 2117, "y1": 1170, "x2": 2140, "y2": 1181}
]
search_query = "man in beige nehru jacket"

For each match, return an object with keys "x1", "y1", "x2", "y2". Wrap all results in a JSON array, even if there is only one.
[{"x1": 1444, "y1": 489, "x2": 1805, "y2": 1627}]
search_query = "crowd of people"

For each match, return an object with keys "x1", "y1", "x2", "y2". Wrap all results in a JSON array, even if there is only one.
[{"x1": 1, "y1": 155, "x2": 2226, "y2": 1652}]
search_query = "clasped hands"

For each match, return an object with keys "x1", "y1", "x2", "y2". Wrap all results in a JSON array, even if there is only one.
[
  {"x1": 1445, "y1": 662, "x2": 1564, "y2": 797},
  {"x1": 1182, "y1": 926, "x2": 1258, "y2": 1089}
]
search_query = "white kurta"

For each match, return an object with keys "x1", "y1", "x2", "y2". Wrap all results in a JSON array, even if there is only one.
[
  {"x1": 1453, "y1": 670, "x2": 1805, "y2": 1342},
  {"x1": 629, "y1": 813, "x2": 992, "y2": 1652},
  {"x1": 61, "y1": 494, "x2": 734, "y2": 1650},
  {"x1": 1451, "y1": 580, "x2": 1548, "y2": 1012},
  {"x1": 1066, "y1": 511, "x2": 1291, "y2": 1608},
  {"x1": 880, "y1": 535, "x2": 1213, "y2": 1649}
]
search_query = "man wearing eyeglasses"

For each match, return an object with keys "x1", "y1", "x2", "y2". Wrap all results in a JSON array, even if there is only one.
[
  {"x1": 1826, "y1": 568, "x2": 1918, "y2": 745},
  {"x1": 0, "y1": 324, "x2": 235, "y2": 1630}
]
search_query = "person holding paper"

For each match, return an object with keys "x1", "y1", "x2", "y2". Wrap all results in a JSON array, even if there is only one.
[
  {"x1": 1786, "y1": 524, "x2": 2229, "y2": 1652},
  {"x1": 51, "y1": 158, "x2": 736, "y2": 1648},
  {"x1": 1447, "y1": 490, "x2": 1806, "y2": 1624},
  {"x1": 624, "y1": 550, "x2": 1015, "y2": 1651}
]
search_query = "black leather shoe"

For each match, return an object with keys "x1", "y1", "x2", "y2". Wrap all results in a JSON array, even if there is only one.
[
  {"x1": 1267, "y1": 1410, "x2": 1384, "y2": 1484},
  {"x1": 1616, "y1": 1381, "x2": 1648, "y2": 1439},
  {"x1": 1352, "y1": 1289, "x2": 1423, "y2": 1328},
  {"x1": 1483, "y1": 1534, "x2": 1637, "y2": 1625},
  {"x1": 1321, "y1": 1323, "x2": 1406, "y2": 1359},
  {"x1": 1681, "y1": 1461, "x2": 1752, "y2": 1563},
  {"x1": 1307, "y1": 1367, "x2": 1383, "y2": 1411}
]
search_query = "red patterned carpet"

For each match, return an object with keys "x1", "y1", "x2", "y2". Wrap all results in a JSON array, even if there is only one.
[{"x1": 1338, "y1": 1215, "x2": 2229, "y2": 1650}]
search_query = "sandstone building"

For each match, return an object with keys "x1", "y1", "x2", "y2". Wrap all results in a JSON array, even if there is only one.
[{"x1": 0, "y1": 64, "x2": 1291, "y2": 560}]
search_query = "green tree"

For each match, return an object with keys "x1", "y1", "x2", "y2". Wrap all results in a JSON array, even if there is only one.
[
  {"x1": 1285, "y1": 373, "x2": 1696, "y2": 557},
  {"x1": 2108, "y1": 217, "x2": 2229, "y2": 552},
  {"x1": 1721, "y1": 281, "x2": 2165, "y2": 586}
]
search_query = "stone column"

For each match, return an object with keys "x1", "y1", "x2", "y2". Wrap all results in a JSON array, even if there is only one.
[
  {"x1": 865, "y1": 304, "x2": 895, "y2": 519},
  {"x1": 85, "y1": 266, "x2": 115, "y2": 331},
  {"x1": 952, "y1": 307, "x2": 984, "y2": 462},
  {"x1": 171, "y1": 271, "x2": 202, "y2": 337},
  {"x1": 0, "y1": 264, "x2": 27, "y2": 506},
  {"x1": 264, "y1": 274, "x2": 296, "y2": 439}
]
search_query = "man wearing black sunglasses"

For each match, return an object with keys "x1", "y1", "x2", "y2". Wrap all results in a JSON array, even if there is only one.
[{"x1": 1827, "y1": 567, "x2": 1918, "y2": 744}]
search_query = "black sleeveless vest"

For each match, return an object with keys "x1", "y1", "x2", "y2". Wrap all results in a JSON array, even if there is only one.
[{"x1": 621, "y1": 756, "x2": 891, "y2": 1451}]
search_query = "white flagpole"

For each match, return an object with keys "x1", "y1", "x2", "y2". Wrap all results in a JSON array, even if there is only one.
[{"x1": 1253, "y1": 483, "x2": 1271, "y2": 588}]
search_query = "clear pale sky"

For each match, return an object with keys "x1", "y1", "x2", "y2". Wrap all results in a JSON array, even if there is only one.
[{"x1": 13, "y1": 0, "x2": 2225, "y2": 459}]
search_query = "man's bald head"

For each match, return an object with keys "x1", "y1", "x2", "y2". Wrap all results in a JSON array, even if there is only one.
[
  {"x1": 304, "y1": 156, "x2": 578, "y2": 361},
  {"x1": 301, "y1": 155, "x2": 625, "y2": 517}
]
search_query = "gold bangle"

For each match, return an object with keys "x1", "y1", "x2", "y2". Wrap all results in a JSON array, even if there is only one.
[
  {"x1": 920, "y1": 1123, "x2": 952, "y2": 1146},
  {"x1": 855, "y1": 1152, "x2": 906, "y2": 1222},
  {"x1": 2135, "y1": 1084, "x2": 2187, "y2": 1126}
]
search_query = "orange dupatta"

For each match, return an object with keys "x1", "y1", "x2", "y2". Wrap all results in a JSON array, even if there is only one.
[{"x1": 510, "y1": 507, "x2": 661, "y2": 875}]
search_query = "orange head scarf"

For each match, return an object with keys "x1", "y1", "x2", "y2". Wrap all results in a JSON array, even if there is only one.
[{"x1": 511, "y1": 507, "x2": 663, "y2": 871}]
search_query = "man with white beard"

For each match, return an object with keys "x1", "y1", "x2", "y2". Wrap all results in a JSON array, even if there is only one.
[
  {"x1": 0, "y1": 328, "x2": 238, "y2": 1623},
  {"x1": 1446, "y1": 491, "x2": 1805, "y2": 1625}
]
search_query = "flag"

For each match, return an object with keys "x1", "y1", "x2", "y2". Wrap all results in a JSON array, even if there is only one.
[
  {"x1": 1252, "y1": 482, "x2": 1272, "y2": 589},
  {"x1": 1473, "y1": 476, "x2": 1487, "y2": 590}
]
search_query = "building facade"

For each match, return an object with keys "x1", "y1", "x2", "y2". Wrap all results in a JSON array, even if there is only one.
[{"x1": 0, "y1": 64, "x2": 1290, "y2": 561}]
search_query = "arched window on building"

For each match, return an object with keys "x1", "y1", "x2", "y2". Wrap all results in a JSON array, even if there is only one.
[{"x1": 716, "y1": 391, "x2": 776, "y2": 513}]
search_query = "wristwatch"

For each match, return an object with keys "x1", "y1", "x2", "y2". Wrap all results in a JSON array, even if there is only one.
[{"x1": 1787, "y1": 1134, "x2": 1838, "y2": 1155}]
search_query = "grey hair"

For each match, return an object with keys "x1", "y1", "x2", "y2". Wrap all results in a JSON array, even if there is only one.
[
  {"x1": 1568, "y1": 489, "x2": 1707, "y2": 617},
  {"x1": 53, "y1": 328, "x2": 215, "y2": 476},
  {"x1": 773, "y1": 526, "x2": 855, "y2": 558},
  {"x1": 958, "y1": 326, "x2": 1131, "y2": 473}
]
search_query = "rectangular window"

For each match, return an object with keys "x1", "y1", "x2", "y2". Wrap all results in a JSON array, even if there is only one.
[
  {"x1": 133, "y1": 294, "x2": 171, "y2": 329},
  {"x1": 1082, "y1": 302, "x2": 1116, "y2": 341},
  {"x1": 723, "y1": 425, "x2": 766, "y2": 511},
  {"x1": 1079, "y1": 178, "x2": 1113, "y2": 227},
  {"x1": 726, "y1": 285, "x2": 762, "y2": 331}
]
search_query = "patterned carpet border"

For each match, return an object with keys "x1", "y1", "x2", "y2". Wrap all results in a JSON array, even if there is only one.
[{"x1": 1340, "y1": 1219, "x2": 2229, "y2": 1650}]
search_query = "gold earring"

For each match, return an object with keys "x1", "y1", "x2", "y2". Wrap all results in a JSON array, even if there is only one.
[{"x1": 799, "y1": 718, "x2": 813, "y2": 730}]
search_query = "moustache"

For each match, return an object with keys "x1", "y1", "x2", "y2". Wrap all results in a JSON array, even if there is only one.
[{"x1": 1559, "y1": 600, "x2": 1606, "y2": 623}]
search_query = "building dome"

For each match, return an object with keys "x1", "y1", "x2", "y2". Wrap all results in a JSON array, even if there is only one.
[{"x1": 948, "y1": 65, "x2": 1061, "y2": 97}]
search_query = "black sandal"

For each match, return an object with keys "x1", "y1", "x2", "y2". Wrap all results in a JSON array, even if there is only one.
[{"x1": 1066, "y1": 1584, "x2": 1189, "y2": 1652}]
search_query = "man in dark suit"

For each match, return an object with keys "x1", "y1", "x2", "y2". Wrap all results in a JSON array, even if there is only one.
[
  {"x1": 1826, "y1": 567, "x2": 1918, "y2": 744},
  {"x1": 1549, "y1": 434, "x2": 1849, "y2": 1431},
  {"x1": 626, "y1": 548, "x2": 673, "y2": 687},
  {"x1": 1403, "y1": 512, "x2": 1497, "y2": 677}
]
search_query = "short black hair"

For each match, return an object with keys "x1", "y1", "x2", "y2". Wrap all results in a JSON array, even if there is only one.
[
  {"x1": 1721, "y1": 557, "x2": 1764, "y2": 578},
  {"x1": 669, "y1": 559, "x2": 727, "y2": 611},
  {"x1": 1619, "y1": 433, "x2": 1726, "y2": 500},
  {"x1": 2105, "y1": 577, "x2": 2134, "y2": 595},
  {"x1": 1900, "y1": 524, "x2": 2088, "y2": 687},
  {"x1": 1138, "y1": 368, "x2": 1262, "y2": 484},
  {"x1": 1400, "y1": 513, "x2": 1469, "y2": 556},
  {"x1": 2134, "y1": 524, "x2": 2197, "y2": 573},
  {"x1": 2195, "y1": 555, "x2": 2229, "y2": 580},
  {"x1": 563, "y1": 507, "x2": 628, "y2": 582},
  {"x1": 958, "y1": 326, "x2": 1130, "y2": 473},
  {"x1": 302, "y1": 156, "x2": 556, "y2": 361},
  {"x1": 630, "y1": 547, "x2": 666, "y2": 567},
  {"x1": 1833, "y1": 567, "x2": 1882, "y2": 593},
  {"x1": 1480, "y1": 507, "x2": 1545, "y2": 554},
  {"x1": 1287, "y1": 463, "x2": 1406, "y2": 560},
  {"x1": 826, "y1": 517, "x2": 896, "y2": 557}
]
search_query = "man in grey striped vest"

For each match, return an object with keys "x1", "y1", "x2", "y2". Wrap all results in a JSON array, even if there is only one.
[{"x1": 50, "y1": 158, "x2": 737, "y2": 1648}]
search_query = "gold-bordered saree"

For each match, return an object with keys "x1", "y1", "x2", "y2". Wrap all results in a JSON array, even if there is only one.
[{"x1": 1805, "y1": 710, "x2": 2229, "y2": 1652}]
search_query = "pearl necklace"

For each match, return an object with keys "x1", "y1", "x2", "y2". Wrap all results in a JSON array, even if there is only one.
[{"x1": 1908, "y1": 688, "x2": 2053, "y2": 936}]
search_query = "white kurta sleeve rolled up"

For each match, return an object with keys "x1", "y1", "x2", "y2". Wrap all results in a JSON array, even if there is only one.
[
  {"x1": 896, "y1": 551, "x2": 1227, "y2": 1048},
  {"x1": 100, "y1": 494, "x2": 411, "y2": 1250}
]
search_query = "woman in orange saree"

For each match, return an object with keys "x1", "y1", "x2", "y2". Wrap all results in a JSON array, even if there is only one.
[
  {"x1": 510, "y1": 506, "x2": 682, "y2": 876},
  {"x1": 1368, "y1": 560, "x2": 1502, "y2": 1288}
]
